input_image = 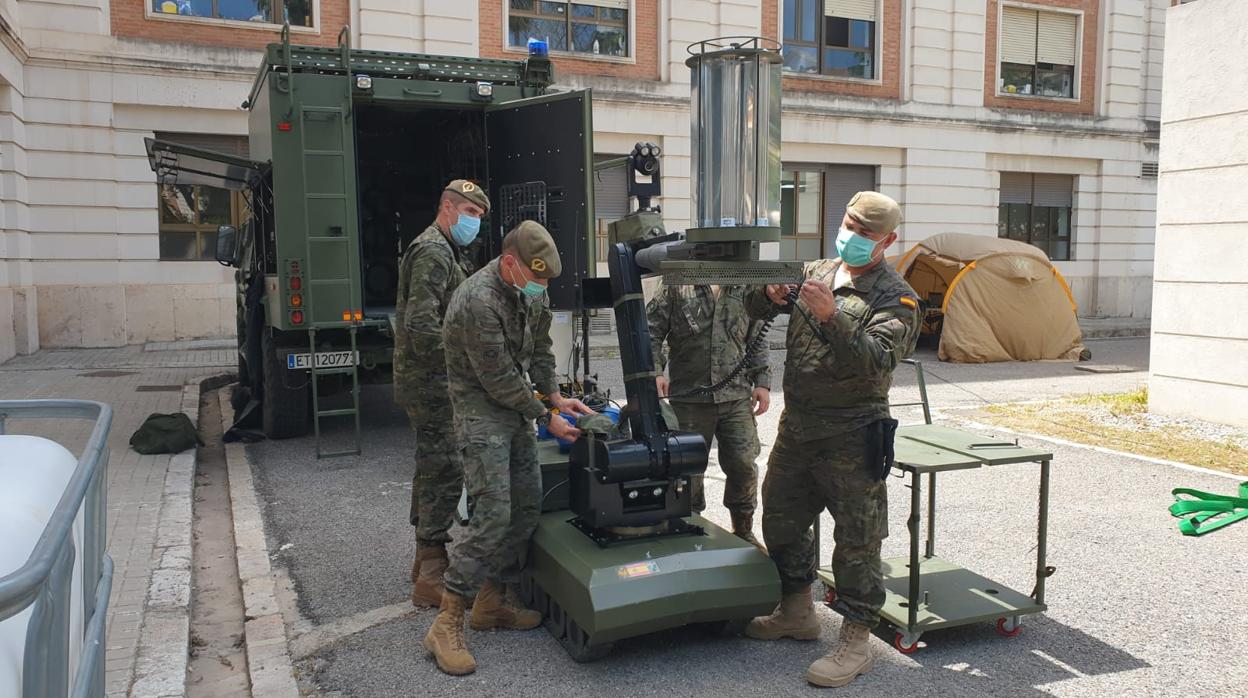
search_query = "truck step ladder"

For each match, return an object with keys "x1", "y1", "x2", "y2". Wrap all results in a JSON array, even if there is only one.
[{"x1": 308, "y1": 326, "x2": 362, "y2": 458}]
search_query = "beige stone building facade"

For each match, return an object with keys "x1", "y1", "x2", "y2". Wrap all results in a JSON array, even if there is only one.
[
  {"x1": 1150, "y1": 0, "x2": 1247, "y2": 428},
  {"x1": 0, "y1": 0, "x2": 1168, "y2": 362}
]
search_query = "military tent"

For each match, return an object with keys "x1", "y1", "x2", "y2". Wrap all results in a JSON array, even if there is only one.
[{"x1": 893, "y1": 233, "x2": 1087, "y2": 363}]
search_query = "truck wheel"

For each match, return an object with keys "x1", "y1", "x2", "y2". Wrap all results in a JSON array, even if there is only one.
[{"x1": 261, "y1": 334, "x2": 310, "y2": 439}]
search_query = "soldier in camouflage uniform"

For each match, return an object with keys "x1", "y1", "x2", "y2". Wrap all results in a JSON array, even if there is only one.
[
  {"x1": 647, "y1": 283, "x2": 771, "y2": 547},
  {"x1": 743, "y1": 192, "x2": 921, "y2": 689},
  {"x1": 423, "y1": 221, "x2": 592, "y2": 676},
  {"x1": 394, "y1": 179, "x2": 490, "y2": 608}
]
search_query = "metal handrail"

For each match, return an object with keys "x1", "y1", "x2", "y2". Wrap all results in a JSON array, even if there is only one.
[{"x1": 0, "y1": 400, "x2": 113, "y2": 698}]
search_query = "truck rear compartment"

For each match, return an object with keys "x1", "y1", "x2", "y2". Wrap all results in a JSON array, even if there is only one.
[{"x1": 353, "y1": 104, "x2": 488, "y2": 312}]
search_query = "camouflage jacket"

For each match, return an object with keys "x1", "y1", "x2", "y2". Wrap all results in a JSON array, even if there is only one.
[
  {"x1": 393, "y1": 224, "x2": 468, "y2": 406},
  {"x1": 647, "y1": 283, "x2": 771, "y2": 404},
  {"x1": 442, "y1": 258, "x2": 559, "y2": 423},
  {"x1": 745, "y1": 259, "x2": 921, "y2": 439}
]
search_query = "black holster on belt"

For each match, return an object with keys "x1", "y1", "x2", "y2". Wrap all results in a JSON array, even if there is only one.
[{"x1": 864, "y1": 418, "x2": 899, "y2": 481}]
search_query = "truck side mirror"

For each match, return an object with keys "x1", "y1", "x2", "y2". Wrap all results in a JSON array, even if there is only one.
[{"x1": 215, "y1": 225, "x2": 238, "y2": 266}]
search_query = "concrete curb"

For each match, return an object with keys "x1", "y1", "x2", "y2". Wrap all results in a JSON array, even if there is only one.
[
  {"x1": 219, "y1": 390, "x2": 301, "y2": 698},
  {"x1": 129, "y1": 380, "x2": 201, "y2": 698}
]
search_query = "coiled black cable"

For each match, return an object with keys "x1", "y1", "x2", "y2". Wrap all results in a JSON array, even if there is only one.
[{"x1": 664, "y1": 285, "x2": 801, "y2": 401}]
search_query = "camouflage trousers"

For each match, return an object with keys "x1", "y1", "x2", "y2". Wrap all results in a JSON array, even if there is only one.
[
  {"x1": 671, "y1": 398, "x2": 760, "y2": 517},
  {"x1": 443, "y1": 416, "x2": 540, "y2": 598},
  {"x1": 761, "y1": 422, "x2": 888, "y2": 628},
  {"x1": 404, "y1": 403, "x2": 462, "y2": 548}
]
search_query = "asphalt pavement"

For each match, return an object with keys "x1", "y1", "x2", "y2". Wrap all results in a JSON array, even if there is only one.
[{"x1": 243, "y1": 337, "x2": 1247, "y2": 696}]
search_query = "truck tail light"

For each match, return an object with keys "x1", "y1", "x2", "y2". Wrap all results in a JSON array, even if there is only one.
[
  {"x1": 278, "y1": 121, "x2": 292, "y2": 132},
  {"x1": 291, "y1": 310, "x2": 304, "y2": 325},
  {"x1": 353, "y1": 310, "x2": 363, "y2": 322},
  {"x1": 289, "y1": 276, "x2": 302, "y2": 291},
  {"x1": 342, "y1": 310, "x2": 351, "y2": 322},
  {"x1": 290, "y1": 294, "x2": 303, "y2": 308}
]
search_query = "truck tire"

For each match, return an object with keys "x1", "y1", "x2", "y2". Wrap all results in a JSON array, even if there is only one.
[{"x1": 261, "y1": 333, "x2": 310, "y2": 439}]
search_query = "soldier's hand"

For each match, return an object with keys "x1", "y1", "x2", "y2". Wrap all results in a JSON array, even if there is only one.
[
  {"x1": 551, "y1": 394, "x2": 593, "y2": 418},
  {"x1": 655, "y1": 375, "x2": 670, "y2": 397},
  {"x1": 799, "y1": 281, "x2": 837, "y2": 323},
  {"x1": 766, "y1": 284, "x2": 796, "y2": 306},
  {"x1": 547, "y1": 414, "x2": 581, "y2": 441},
  {"x1": 751, "y1": 387, "x2": 770, "y2": 416}
]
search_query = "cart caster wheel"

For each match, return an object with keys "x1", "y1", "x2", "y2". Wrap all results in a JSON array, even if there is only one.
[
  {"x1": 995, "y1": 617, "x2": 1023, "y2": 638},
  {"x1": 894, "y1": 632, "x2": 921, "y2": 654}
]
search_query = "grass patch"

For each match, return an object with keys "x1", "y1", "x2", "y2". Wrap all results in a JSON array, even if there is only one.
[{"x1": 978, "y1": 390, "x2": 1248, "y2": 477}]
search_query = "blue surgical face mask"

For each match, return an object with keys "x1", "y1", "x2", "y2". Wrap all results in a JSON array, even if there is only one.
[
  {"x1": 507, "y1": 258, "x2": 546, "y2": 300},
  {"x1": 835, "y1": 226, "x2": 879, "y2": 267},
  {"x1": 450, "y1": 213, "x2": 480, "y2": 246}
]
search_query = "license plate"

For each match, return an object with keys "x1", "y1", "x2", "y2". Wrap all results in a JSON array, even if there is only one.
[{"x1": 286, "y1": 351, "x2": 358, "y2": 370}]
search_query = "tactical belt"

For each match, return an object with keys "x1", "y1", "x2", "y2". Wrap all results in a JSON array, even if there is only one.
[{"x1": 1168, "y1": 481, "x2": 1248, "y2": 536}]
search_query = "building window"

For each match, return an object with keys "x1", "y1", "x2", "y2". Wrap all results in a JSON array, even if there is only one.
[
  {"x1": 999, "y1": 6, "x2": 1078, "y2": 98},
  {"x1": 159, "y1": 185, "x2": 244, "y2": 261},
  {"x1": 151, "y1": 0, "x2": 313, "y2": 26},
  {"x1": 998, "y1": 173, "x2": 1074, "y2": 261},
  {"x1": 156, "y1": 133, "x2": 249, "y2": 261},
  {"x1": 781, "y1": 170, "x2": 824, "y2": 261},
  {"x1": 508, "y1": 1, "x2": 628, "y2": 57},
  {"x1": 783, "y1": 0, "x2": 878, "y2": 79}
]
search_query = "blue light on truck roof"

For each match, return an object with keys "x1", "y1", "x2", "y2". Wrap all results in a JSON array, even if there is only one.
[{"x1": 527, "y1": 39, "x2": 549, "y2": 58}]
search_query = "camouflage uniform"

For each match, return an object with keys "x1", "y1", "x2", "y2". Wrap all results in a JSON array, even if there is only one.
[
  {"x1": 745, "y1": 259, "x2": 920, "y2": 628},
  {"x1": 647, "y1": 283, "x2": 771, "y2": 516},
  {"x1": 441, "y1": 258, "x2": 559, "y2": 597},
  {"x1": 394, "y1": 224, "x2": 468, "y2": 547}
]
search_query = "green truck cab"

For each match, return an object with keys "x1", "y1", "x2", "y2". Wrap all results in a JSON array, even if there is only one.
[{"x1": 146, "y1": 33, "x2": 595, "y2": 440}]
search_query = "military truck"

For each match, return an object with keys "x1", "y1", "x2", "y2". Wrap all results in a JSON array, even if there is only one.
[{"x1": 146, "y1": 30, "x2": 595, "y2": 451}]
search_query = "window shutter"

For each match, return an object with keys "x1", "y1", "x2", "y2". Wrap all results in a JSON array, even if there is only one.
[
  {"x1": 1033, "y1": 174, "x2": 1073, "y2": 207},
  {"x1": 999, "y1": 172, "x2": 1033, "y2": 204},
  {"x1": 822, "y1": 165, "x2": 876, "y2": 253},
  {"x1": 825, "y1": 0, "x2": 878, "y2": 22},
  {"x1": 593, "y1": 161, "x2": 630, "y2": 223},
  {"x1": 1036, "y1": 11, "x2": 1078, "y2": 66},
  {"x1": 156, "y1": 132, "x2": 250, "y2": 159},
  {"x1": 1000, "y1": 6, "x2": 1038, "y2": 65},
  {"x1": 577, "y1": 0, "x2": 628, "y2": 9}
]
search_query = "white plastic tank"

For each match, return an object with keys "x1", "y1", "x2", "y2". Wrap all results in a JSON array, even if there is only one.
[{"x1": 0, "y1": 435, "x2": 86, "y2": 696}]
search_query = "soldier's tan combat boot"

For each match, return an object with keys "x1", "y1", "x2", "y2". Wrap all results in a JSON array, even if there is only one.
[
  {"x1": 423, "y1": 591, "x2": 475, "y2": 676},
  {"x1": 411, "y1": 545, "x2": 447, "y2": 608},
  {"x1": 806, "y1": 621, "x2": 874, "y2": 687},
  {"x1": 730, "y1": 512, "x2": 767, "y2": 553},
  {"x1": 745, "y1": 586, "x2": 821, "y2": 640},
  {"x1": 470, "y1": 580, "x2": 542, "y2": 631}
]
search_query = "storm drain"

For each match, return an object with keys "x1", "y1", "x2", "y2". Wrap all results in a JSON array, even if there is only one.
[
  {"x1": 78, "y1": 370, "x2": 139, "y2": 378},
  {"x1": 135, "y1": 385, "x2": 184, "y2": 392}
]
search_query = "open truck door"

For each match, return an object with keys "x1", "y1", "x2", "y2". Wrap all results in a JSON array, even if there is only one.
[
  {"x1": 145, "y1": 137, "x2": 269, "y2": 267},
  {"x1": 485, "y1": 90, "x2": 595, "y2": 312}
]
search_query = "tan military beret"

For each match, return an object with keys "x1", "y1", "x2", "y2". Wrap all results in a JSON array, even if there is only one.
[
  {"x1": 846, "y1": 191, "x2": 901, "y2": 234},
  {"x1": 444, "y1": 179, "x2": 491, "y2": 213},
  {"x1": 504, "y1": 220, "x2": 561, "y2": 279}
]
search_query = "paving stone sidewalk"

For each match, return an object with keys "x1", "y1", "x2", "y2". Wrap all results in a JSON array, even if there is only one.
[{"x1": 0, "y1": 344, "x2": 233, "y2": 696}]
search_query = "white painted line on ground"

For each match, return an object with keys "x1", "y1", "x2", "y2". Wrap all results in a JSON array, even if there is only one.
[
  {"x1": 289, "y1": 601, "x2": 417, "y2": 660},
  {"x1": 947, "y1": 415, "x2": 1245, "y2": 482}
]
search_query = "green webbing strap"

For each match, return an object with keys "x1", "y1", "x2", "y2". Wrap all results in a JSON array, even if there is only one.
[{"x1": 1169, "y1": 482, "x2": 1248, "y2": 536}]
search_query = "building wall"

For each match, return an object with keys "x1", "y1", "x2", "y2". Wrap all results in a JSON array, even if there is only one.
[
  {"x1": 0, "y1": 0, "x2": 1166, "y2": 362},
  {"x1": 1150, "y1": 0, "x2": 1248, "y2": 428}
]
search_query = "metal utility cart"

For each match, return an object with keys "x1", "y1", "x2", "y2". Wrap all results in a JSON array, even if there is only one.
[{"x1": 817, "y1": 360, "x2": 1054, "y2": 653}]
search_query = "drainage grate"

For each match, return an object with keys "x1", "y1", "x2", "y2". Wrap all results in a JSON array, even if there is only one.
[
  {"x1": 135, "y1": 385, "x2": 184, "y2": 392},
  {"x1": 78, "y1": 370, "x2": 138, "y2": 378}
]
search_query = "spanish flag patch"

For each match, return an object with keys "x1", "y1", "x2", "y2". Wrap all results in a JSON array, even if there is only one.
[{"x1": 899, "y1": 296, "x2": 917, "y2": 310}]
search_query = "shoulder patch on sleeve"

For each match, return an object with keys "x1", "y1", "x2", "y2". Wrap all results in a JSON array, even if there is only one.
[{"x1": 899, "y1": 296, "x2": 917, "y2": 310}]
